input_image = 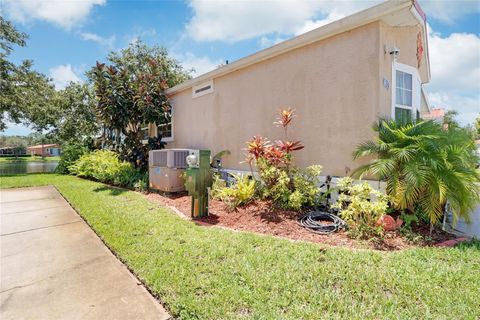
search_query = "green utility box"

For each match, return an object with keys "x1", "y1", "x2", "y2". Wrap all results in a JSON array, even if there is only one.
[{"x1": 185, "y1": 150, "x2": 212, "y2": 218}]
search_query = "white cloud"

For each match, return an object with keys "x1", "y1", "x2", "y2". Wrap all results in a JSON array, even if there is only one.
[
  {"x1": 49, "y1": 64, "x2": 82, "y2": 90},
  {"x1": 183, "y1": 0, "x2": 480, "y2": 124},
  {"x1": 294, "y1": 11, "x2": 347, "y2": 36},
  {"x1": 420, "y1": 0, "x2": 480, "y2": 24},
  {"x1": 427, "y1": 27, "x2": 480, "y2": 94},
  {"x1": 428, "y1": 92, "x2": 479, "y2": 125},
  {"x1": 259, "y1": 36, "x2": 287, "y2": 48},
  {"x1": 3, "y1": 0, "x2": 105, "y2": 30},
  {"x1": 124, "y1": 28, "x2": 157, "y2": 46},
  {"x1": 185, "y1": 0, "x2": 378, "y2": 42},
  {"x1": 80, "y1": 32, "x2": 116, "y2": 50},
  {"x1": 174, "y1": 53, "x2": 223, "y2": 77},
  {"x1": 425, "y1": 25, "x2": 480, "y2": 125},
  {"x1": 186, "y1": 1, "x2": 478, "y2": 43}
]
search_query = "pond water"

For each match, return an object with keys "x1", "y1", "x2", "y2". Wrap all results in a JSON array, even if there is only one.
[{"x1": 0, "y1": 161, "x2": 59, "y2": 175}]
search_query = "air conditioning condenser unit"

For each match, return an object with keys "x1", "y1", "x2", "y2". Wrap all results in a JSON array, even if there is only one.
[{"x1": 148, "y1": 149, "x2": 197, "y2": 192}]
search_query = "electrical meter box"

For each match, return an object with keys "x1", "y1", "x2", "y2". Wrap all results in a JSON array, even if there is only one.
[{"x1": 185, "y1": 150, "x2": 212, "y2": 217}]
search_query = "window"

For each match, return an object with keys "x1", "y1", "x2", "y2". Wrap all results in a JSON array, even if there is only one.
[
  {"x1": 157, "y1": 122, "x2": 172, "y2": 140},
  {"x1": 392, "y1": 63, "x2": 420, "y2": 124},
  {"x1": 396, "y1": 71, "x2": 412, "y2": 107},
  {"x1": 192, "y1": 80, "x2": 214, "y2": 98},
  {"x1": 141, "y1": 126, "x2": 149, "y2": 140}
]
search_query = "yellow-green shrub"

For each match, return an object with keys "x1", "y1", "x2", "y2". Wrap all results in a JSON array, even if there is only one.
[
  {"x1": 213, "y1": 174, "x2": 256, "y2": 210},
  {"x1": 332, "y1": 177, "x2": 390, "y2": 239},
  {"x1": 69, "y1": 150, "x2": 144, "y2": 189}
]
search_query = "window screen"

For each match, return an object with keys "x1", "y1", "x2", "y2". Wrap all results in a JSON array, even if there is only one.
[
  {"x1": 396, "y1": 71, "x2": 413, "y2": 107},
  {"x1": 157, "y1": 122, "x2": 172, "y2": 139},
  {"x1": 395, "y1": 108, "x2": 412, "y2": 125}
]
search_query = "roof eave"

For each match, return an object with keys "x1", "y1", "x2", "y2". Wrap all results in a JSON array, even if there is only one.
[{"x1": 410, "y1": 1, "x2": 431, "y2": 82}]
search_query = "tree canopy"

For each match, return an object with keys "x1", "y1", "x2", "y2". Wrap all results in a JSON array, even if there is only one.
[
  {"x1": 0, "y1": 17, "x2": 56, "y2": 131},
  {"x1": 50, "y1": 82, "x2": 98, "y2": 144},
  {"x1": 89, "y1": 40, "x2": 191, "y2": 168}
]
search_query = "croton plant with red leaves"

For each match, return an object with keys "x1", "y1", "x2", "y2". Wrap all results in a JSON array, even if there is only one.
[
  {"x1": 243, "y1": 108, "x2": 322, "y2": 210},
  {"x1": 246, "y1": 108, "x2": 304, "y2": 167}
]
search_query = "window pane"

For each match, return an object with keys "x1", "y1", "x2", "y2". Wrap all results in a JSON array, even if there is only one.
[
  {"x1": 395, "y1": 70, "x2": 413, "y2": 107},
  {"x1": 404, "y1": 72, "x2": 412, "y2": 90},
  {"x1": 141, "y1": 128, "x2": 149, "y2": 140},
  {"x1": 157, "y1": 122, "x2": 172, "y2": 138},
  {"x1": 396, "y1": 71, "x2": 413, "y2": 91},
  {"x1": 396, "y1": 87, "x2": 402, "y2": 105},
  {"x1": 396, "y1": 71, "x2": 402, "y2": 88},
  {"x1": 395, "y1": 107, "x2": 412, "y2": 124},
  {"x1": 404, "y1": 89, "x2": 412, "y2": 106}
]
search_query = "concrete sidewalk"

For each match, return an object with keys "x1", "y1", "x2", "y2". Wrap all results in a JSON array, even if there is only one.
[{"x1": 0, "y1": 186, "x2": 170, "y2": 320}]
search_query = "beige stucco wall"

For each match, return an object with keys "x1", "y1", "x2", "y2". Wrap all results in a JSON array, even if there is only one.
[
  {"x1": 378, "y1": 22, "x2": 426, "y2": 116},
  {"x1": 166, "y1": 21, "x2": 423, "y2": 176}
]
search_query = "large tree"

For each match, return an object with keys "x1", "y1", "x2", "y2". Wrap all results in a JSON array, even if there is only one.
[
  {"x1": 0, "y1": 17, "x2": 56, "y2": 131},
  {"x1": 50, "y1": 82, "x2": 98, "y2": 144},
  {"x1": 443, "y1": 110, "x2": 460, "y2": 129},
  {"x1": 475, "y1": 115, "x2": 480, "y2": 139},
  {"x1": 89, "y1": 40, "x2": 191, "y2": 169}
]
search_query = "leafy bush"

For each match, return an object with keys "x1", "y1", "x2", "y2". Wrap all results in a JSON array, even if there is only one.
[
  {"x1": 245, "y1": 108, "x2": 323, "y2": 211},
  {"x1": 353, "y1": 119, "x2": 480, "y2": 225},
  {"x1": 133, "y1": 172, "x2": 149, "y2": 193},
  {"x1": 399, "y1": 211, "x2": 419, "y2": 230},
  {"x1": 56, "y1": 142, "x2": 89, "y2": 174},
  {"x1": 69, "y1": 150, "x2": 146, "y2": 189},
  {"x1": 332, "y1": 177, "x2": 390, "y2": 239},
  {"x1": 210, "y1": 173, "x2": 227, "y2": 198},
  {"x1": 213, "y1": 174, "x2": 256, "y2": 210},
  {"x1": 256, "y1": 159, "x2": 322, "y2": 210}
]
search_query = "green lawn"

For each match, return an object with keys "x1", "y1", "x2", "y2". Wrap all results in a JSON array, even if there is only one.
[
  {"x1": 1, "y1": 174, "x2": 479, "y2": 319},
  {"x1": 0, "y1": 156, "x2": 61, "y2": 162}
]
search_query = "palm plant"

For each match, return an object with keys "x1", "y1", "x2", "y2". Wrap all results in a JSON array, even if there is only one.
[{"x1": 353, "y1": 119, "x2": 480, "y2": 226}]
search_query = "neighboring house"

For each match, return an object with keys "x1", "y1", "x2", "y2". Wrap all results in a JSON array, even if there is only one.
[
  {"x1": 422, "y1": 107, "x2": 445, "y2": 124},
  {"x1": 152, "y1": 0, "x2": 431, "y2": 176},
  {"x1": 27, "y1": 144, "x2": 61, "y2": 157},
  {"x1": 0, "y1": 147, "x2": 26, "y2": 155}
]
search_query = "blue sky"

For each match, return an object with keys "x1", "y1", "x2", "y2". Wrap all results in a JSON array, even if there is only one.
[{"x1": 2, "y1": 0, "x2": 480, "y2": 135}]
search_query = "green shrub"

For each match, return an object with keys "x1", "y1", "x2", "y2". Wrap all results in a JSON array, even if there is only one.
[
  {"x1": 332, "y1": 177, "x2": 390, "y2": 239},
  {"x1": 245, "y1": 108, "x2": 323, "y2": 211},
  {"x1": 133, "y1": 172, "x2": 149, "y2": 193},
  {"x1": 69, "y1": 150, "x2": 145, "y2": 189},
  {"x1": 399, "y1": 211, "x2": 419, "y2": 230},
  {"x1": 56, "y1": 142, "x2": 88, "y2": 174},
  {"x1": 257, "y1": 159, "x2": 323, "y2": 210},
  {"x1": 353, "y1": 119, "x2": 480, "y2": 225},
  {"x1": 213, "y1": 174, "x2": 256, "y2": 210},
  {"x1": 210, "y1": 173, "x2": 227, "y2": 199}
]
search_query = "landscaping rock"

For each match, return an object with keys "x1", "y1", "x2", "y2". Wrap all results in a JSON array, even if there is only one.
[
  {"x1": 434, "y1": 237, "x2": 470, "y2": 247},
  {"x1": 376, "y1": 215, "x2": 397, "y2": 231},
  {"x1": 395, "y1": 217, "x2": 404, "y2": 228}
]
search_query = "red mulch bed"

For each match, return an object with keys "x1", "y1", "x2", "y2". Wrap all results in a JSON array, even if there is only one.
[{"x1": 145, "y1": 192, "x2": 457, "y2": 251}]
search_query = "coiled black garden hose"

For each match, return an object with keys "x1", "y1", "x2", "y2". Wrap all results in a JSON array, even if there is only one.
[{"x1": 298, "y1": 211, "x2": 347, "y2": 234}]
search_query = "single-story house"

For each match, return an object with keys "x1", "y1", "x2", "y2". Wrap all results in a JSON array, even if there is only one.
[
  {"x1": 422, "y1": 108, "x2": 445, "y2": 124},
  {"x1": 0, "y1": 147, "x2": 26, "y2": 155},
  {"x1": 150, "y1": 0, "x2": 431, "y2": 177},
  {"x1": 26, "y1": 144, "x2": 61, "y2": 157}
]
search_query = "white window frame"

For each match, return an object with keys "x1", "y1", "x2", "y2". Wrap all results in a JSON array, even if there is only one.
[
  {"x1": 159, "y1": 103, "x2": 174, "y2": 142},
  {"x1": 391, "y1": 62, "x2": 421, "y2": 121},
  {"x1": 141, "y1": 125, "x2": 149, "y2": 144},
  {"x1": 142, "y1": 105, "x2": 174, "y2": 144},
  {"x1": 192, "y1": 80, "x2": 214, "y2": 98}
]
